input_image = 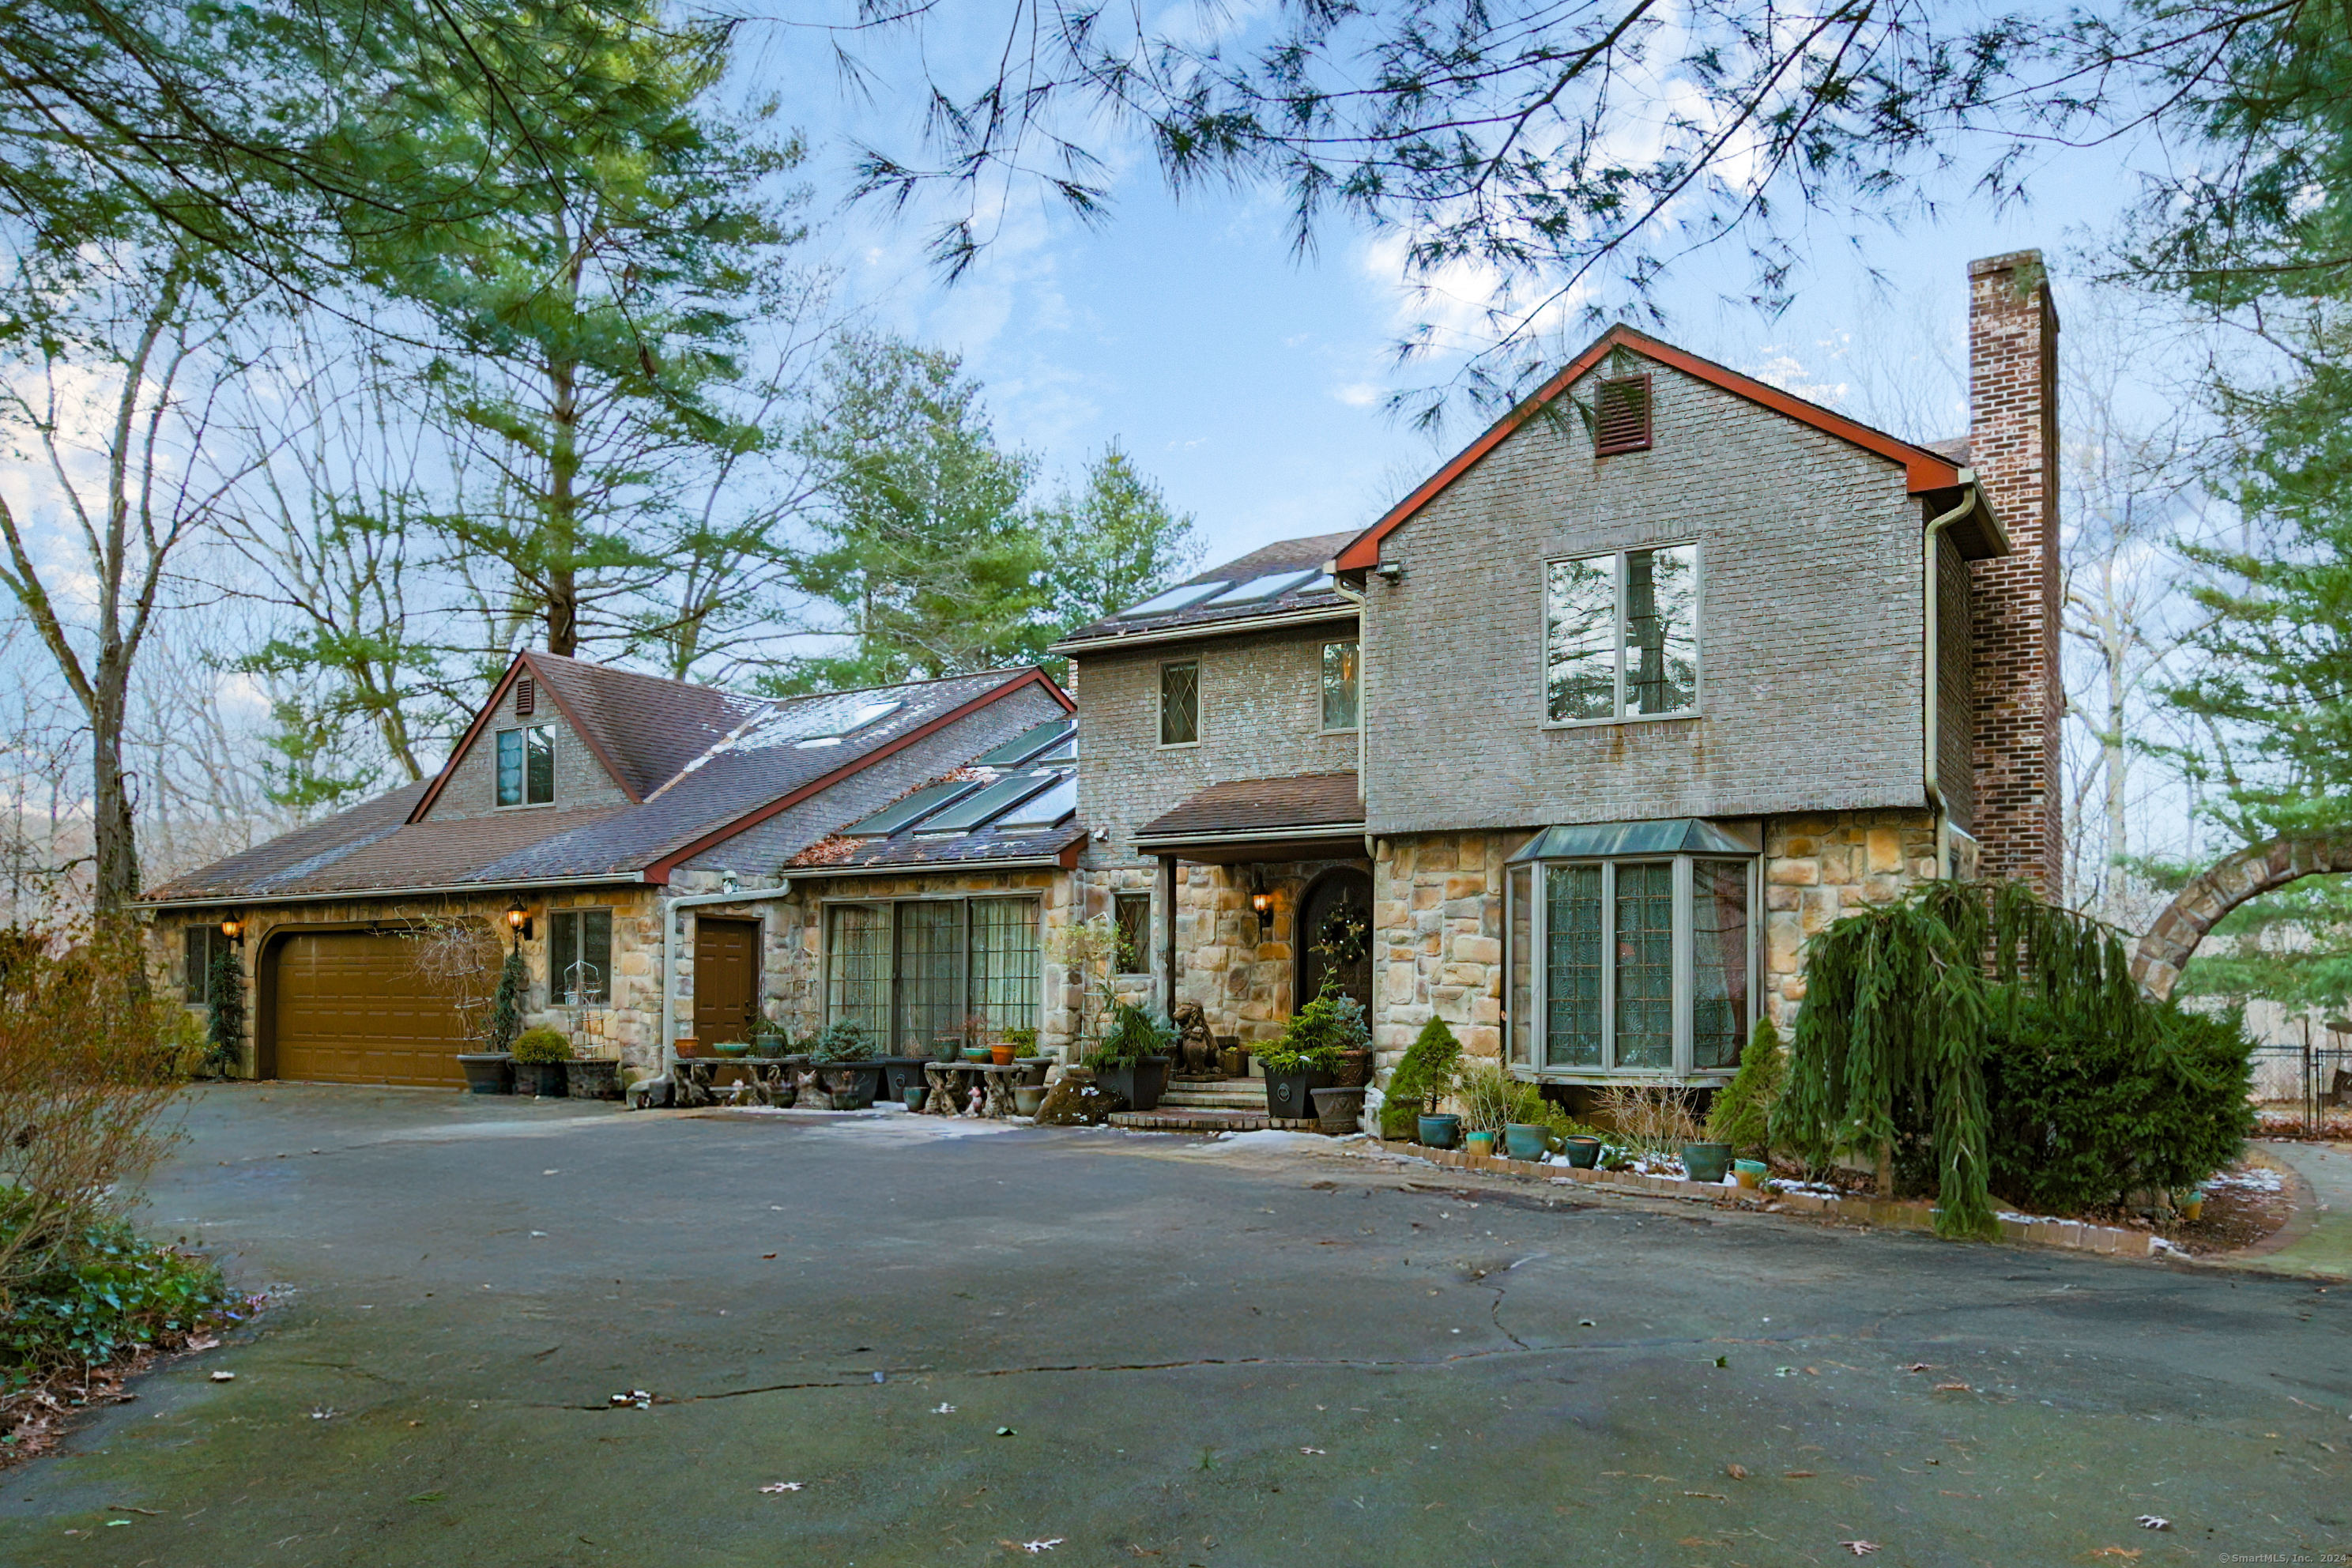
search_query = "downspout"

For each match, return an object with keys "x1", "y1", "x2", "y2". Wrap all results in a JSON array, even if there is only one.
[
  {"x1": 1921, "y1": 472, "x2": 1981, "y2": 881},
  {"x1": 1159, "y1": 854, "x2": 1178, "y2": 1020},
  {"x1": 629, "y1": 880, "x2": 791, "y2": 1107}
]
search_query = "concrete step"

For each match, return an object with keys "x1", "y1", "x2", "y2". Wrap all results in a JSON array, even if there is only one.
[{"x1": 1158, "y1": 1087, "x2": 1269, "y2": 1110}]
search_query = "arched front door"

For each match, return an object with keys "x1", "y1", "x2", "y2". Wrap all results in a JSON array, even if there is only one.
[{"x1": 1295, "y1": 867, "x2": 1374, "y2": 1011}]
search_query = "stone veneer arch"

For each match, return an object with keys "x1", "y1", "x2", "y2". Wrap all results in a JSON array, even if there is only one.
[{"x1": 2130, "y1": 833, "x2": 2352, "y2": 1001}]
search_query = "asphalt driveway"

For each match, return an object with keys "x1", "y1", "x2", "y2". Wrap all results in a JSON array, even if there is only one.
[{"x1": 3, "y1": 1084, "x2": 2349, "y2": 1566}]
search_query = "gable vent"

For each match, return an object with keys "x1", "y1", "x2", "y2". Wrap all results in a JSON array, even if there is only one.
[
  {"x1": 514, "y1": 677, "x2": 536, "y2": 717},
  {"x1": 1594, "y1": 373, "x2": 1653, "y2": 455}
]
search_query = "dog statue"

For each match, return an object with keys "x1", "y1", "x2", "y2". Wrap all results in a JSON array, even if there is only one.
[{"x1": 1172, "y1": 1001, "x2": 1218, "y2": 1076}]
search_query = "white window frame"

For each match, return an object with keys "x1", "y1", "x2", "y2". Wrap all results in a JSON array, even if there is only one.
[
  {"x1": 495, "y1": 723, "x2": 556, "y2": 808},
  {"x1": 1503, "y1": 851, "x2": 1757, "y2": 1080},
  {"x1": 1540, "y1": 541, "x2": 1703, "y2": 728},
  {"x1": 820, "y1": 892, "x2": 1047, "y2": 1045}
]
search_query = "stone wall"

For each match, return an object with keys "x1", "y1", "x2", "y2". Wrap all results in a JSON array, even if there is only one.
[
  {"x1": 1170, "y1": 858, "x2": 1363, "y2": 1043},
  {"x1": 1760, "y1": 808, "x2": 1937, "y2": 1027},
  {"x1": 1370, "y1": 832, "x2": 1509, "y2": 1069}
]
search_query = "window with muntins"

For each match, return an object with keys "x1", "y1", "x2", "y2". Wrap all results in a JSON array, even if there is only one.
[
  {"x1": 826, "y1": 897, "x2": 1042, "y2": 1050},
  {"x1": 496, "y1": 725, "x2": 555, "y2": 805},
  {"x1": 549, "y1": 908, "x2": 612, "y2": 1004},
  {"x1": 1160, "y1": 661, "x2": 1199, "y2": 745},
  {"x1": 183, "y1": 924, "x2": 224, "y2": 1004},
  {"x1": 1544, "y1": 544, "x2": 1698, "y2": 722},
  {"x1": 1321, "y1": 640, "x2": 1360, "y2": 730},
  {"x1": 1506, "y1": 849, "x2": 1755, "y2": 1076},
  {"x1": 1113, "y1": 892, "x2": 1152, "y2": 974}
]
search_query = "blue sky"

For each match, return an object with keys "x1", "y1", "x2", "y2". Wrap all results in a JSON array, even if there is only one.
[{"x1": 747, "y1": 19, "x2": 2156, "y2": 575}]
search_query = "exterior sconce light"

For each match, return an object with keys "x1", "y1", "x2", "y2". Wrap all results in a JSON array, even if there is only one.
[
  {"x1": 219, "y1": 916, "x2": 243, "y2": 944},
  {"x1": 1251, "y1": 891, "x2": 1275, "y2": 937},
  {"x1": 506, "y1": 899, "x2": 532, "y2": 943}
]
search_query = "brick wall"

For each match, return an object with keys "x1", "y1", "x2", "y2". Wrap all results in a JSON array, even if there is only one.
[
  {"x1": 1362, "y1": 360, "x2": 1929, "y2": 834},
  {"x1": 1966, "y1": 251, "x2": 2064, "y2": 891},
  {"x1": 424, "y1": 703, "x2": 631, "y2": 822}
]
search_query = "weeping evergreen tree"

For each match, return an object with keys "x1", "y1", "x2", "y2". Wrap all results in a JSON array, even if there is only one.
[{"x1": 1772, "y1": 881, "x2": 2235, "y2": 1240}]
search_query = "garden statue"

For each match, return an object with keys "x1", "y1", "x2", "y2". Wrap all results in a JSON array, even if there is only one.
[{"x1": 1172, "y1": 1001, "x2": 1217, "y2": 1076}]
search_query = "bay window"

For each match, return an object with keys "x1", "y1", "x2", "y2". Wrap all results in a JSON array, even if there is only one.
[{"x1": 1504, "y1": 820, "x2": 1758, "y2": 1076}]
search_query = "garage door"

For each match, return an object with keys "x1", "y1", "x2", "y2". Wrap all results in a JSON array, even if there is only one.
[{"x1": 270, "y1": 931, "x2": 469, "y2": 1085}]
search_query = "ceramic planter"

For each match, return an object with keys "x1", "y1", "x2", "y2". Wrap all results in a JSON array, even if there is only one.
[
  {"x1": 1464, "y1": 1129, "x2": 1497, "y2": 1158},
  {"x1": 1096, "y1": 1055, "x2": 1170, "y2": 1112},
  {"x1": 1261, "y1": 1065, "x2": 1329, "y2": 1121},
  {"x1": 1504, "y1": 1122, "x2": 1548, "y2": 1161},
  {"x1": 1310, "y1": 1085, "x2": 1366, "y2": 1136},
  {"x1": 902, "y1": 1086, "x2": 929, "y2": 1112},
  {"x1": 1014, "y1": 1055, "x2": 1054, "y2": 1087},
  {"x1": 878, "y1": 1057, "x2": 929, "y2": 1102},
  {"x1": 1680, "y1": 1140, "x2": 1733, "y2": 1183},
  {"x1": 821, "y1": 1064, "x2": 879, "y2": 1110},
  {"x1": 1417, "y1": 1112, "x2": 1461, "y2": 1149},
  {"x1": 989, "y1": 1043, "x2": 1016, "y2": 1066},
  {"x1": 1217, "y1": 1042, "x2": 1249, "y2": 1078},
  {"x1": 514, "y1": 1060, "x2": 568, "y2": 1098},
  {"x1": 458, "y1": 1053, "x2": 514, "y2": 1095},
  {"x1": 1733, "y1": 1159, "x2": 1768, "y2": 1189},
  {"x1": 564, "y1": 1059, "x2": 620, "y2": 1101},
  {"x1": 1012, "y1": 1084, "x2": 1047, "y2": 1117},
  {"x1": 1560, "y1": 1135, "x2": 1602, "y2": 1168}
]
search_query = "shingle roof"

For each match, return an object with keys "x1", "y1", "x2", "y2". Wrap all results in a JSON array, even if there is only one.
[
  {"x1": 790, "y1": 824, "x2": 1087, "y2": 875},
  {"x1": 1052, "y1": 531, "x2": 1359, "y2": 650},
  {"x1": 1136, "y1": 772, "x2": 1364, "y2": 842},
  {"x1": 144, "y1": 664, "x2": 1069, "y2": 904}
]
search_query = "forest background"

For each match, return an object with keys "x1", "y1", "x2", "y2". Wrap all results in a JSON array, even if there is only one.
[{"x1": 2, "y1": 0, "x2": 2347, "y2": 1030}]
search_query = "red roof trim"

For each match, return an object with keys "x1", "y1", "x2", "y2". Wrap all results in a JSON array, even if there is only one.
[
  {"x1": 407, "y1": 652, "x2": 645, "y2": 824},
  {"x1": 642, "y1": 668, "x2": 1074, "y2": 883},
  {"x1": 1331, "y1": 326, "x2": 1966, "y2": 571}
]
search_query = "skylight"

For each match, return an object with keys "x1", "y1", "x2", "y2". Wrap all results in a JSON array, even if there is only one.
[
  {"x1": 916, "y1": 773, "x2": 1058, "y2": 835},
  {"x1": 991, "y1": 774, "x2": 1076, "y2": 831},
  {"x1": 845, "y1": 780, "x2": 982, "y2": 836},
  {"x1": 1204, "y1": 569, "x2": 1323, "y2": 605},
  {"x1": 1116, "y1": 582, "x2": 1227, "y2": 619},
  {"x1": 976, "y1": 718, "x2": 1075, "y2": 767},
  {"x1": 788, "y1": 697, "x2": 903, "y2": 748}
]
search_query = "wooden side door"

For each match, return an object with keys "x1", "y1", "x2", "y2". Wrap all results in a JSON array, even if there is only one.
[{"x1": 692, "y1": 916, "x2": 761, "y2": 1043}]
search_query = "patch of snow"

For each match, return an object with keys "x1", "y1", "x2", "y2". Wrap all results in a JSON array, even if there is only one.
[
  {"x1": 1178, "y1": 1129, "x2": 1334, "y2": 1157},
  {"x1": 2205, "y1": 1167, "x2": 2284, "y2": 1194}
]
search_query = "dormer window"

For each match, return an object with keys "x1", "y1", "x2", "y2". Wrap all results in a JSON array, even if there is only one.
[{"x1": 497, "y1": 725, "x2": 554, "y2": 806}]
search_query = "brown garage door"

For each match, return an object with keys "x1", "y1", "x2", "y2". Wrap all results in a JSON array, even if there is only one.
[{"x1": 270, "y1": 930, "x2": 469, "y2": 1085}]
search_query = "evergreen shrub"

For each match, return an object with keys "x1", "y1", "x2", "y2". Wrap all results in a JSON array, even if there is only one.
[
  {"x1": 511, "y1": 1027, "x2": 572, "y2": 1064},
  {"x1": 1380, "y1": 1016, "x2": 1461, "y2": 1139}
]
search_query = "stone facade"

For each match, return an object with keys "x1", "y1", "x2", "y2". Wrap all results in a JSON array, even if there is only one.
[
  {"x1": 1371, "y1": 832, "x2": 1509, "y2": 1065},
  {"x1": 1168, "y1": 858, "x2": 1363, "y2": 1043},
  {"x1": 1758, "y1": 809, "x2": 1939, "y2": 1027}
]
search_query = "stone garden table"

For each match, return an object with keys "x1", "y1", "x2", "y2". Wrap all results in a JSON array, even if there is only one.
[
  {"x1": 921, "y1": 1061, "x2": 1020, "y2": 1118},
  {"x1": 672, "y1": 1055, "x2": 801, "y2": 1109}
]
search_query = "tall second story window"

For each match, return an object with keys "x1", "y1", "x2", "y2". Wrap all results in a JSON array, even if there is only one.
[
  {"x1": 497, "y1": 725, "x2": 555, "y2": 805},
  {"x1": 1321, "y1": 640, "x2": 1360, "y2": 731},
  {"x1": 1160, "y1": 660, "x2": 1199, "y2": 746},
  {"x1": 1545, "y1": 544, "x2": 1698, "y2": 723}
]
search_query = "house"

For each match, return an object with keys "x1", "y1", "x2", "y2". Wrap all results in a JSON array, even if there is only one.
[
  {"x1": 144, "y1": 655, "x2": 1079, "y2": 1084},
  {"x1": 1054, "y1": 251, "x2": 2059, "y2": 1097}
]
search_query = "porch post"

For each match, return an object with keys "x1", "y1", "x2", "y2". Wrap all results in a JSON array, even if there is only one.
[{"x1": 1159, "y1": 854, "x2": 1178, "y2": 1018}]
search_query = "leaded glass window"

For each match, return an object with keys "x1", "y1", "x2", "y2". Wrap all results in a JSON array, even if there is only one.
[
  {"x1": 826, "y1": 903, "x2": 891, "y2": 1039},
  {"x1": 1613, "y1": 862, "x2": 1675, "y2": 1068},
  {"x1": 1321, "y1": 640, "x2": 1360, "y2": 730},
  {"x1": 1691, "y1": 860, "x2": 1750, "y2": 1069},
  {"x1": 825, "y1": 898, "x2": 1043, "y2": 1048},
  {"x1": 970, "y1": 899, "x2": 1042, "y2": 1036},
  {"x1": 1544, "y1": 863, "x2": 1603, "y2": 1066},
  {"x1": 1160, "y1": 660, "x2": 1198, "y2": 745},
  {"x1": 1544, "y1": 545, "x2": 1699, "y2": 722},
  {"x1": 1113, "y1": 892, "x2": 1152, "y2": 975},
  {"x1": 1506, "y1": 865, "x2": 1533, "y2": 1065}
]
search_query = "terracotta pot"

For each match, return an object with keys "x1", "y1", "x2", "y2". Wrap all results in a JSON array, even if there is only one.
[
  {"x1": 990, "y1": 1042, "x2": 1016, "y2": 1066},
  {"x1": 673, "y1": 1039, "x2": 704, "y2": 1059}
]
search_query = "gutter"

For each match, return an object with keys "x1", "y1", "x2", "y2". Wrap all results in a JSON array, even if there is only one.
[
  {"x1": 632, "y1": 880, "x2": 792, "y2": 1109},
  {"x1": 1921, "y1": 470, "x2": 1983, "y2": 880},
  {"x1": 1048, "y1": 603, "x2": 1358, "y2": 658},
  {"x1": 141, "y1": 869, "x2": 652, "y2": 913}
]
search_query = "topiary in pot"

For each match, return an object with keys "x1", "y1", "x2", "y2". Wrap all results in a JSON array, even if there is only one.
[
  {"x1": 1705, "y1": 1016, "x2": 1787, "y2": 1159},
  {"x1": 809, "y1": 1020, "x2": 880, "y2": 1106},
  {"x1": 1380, "y1": 1016, "x2": 1462, "y2": 1140},
  {"x1": 511, "y1": 1027, "x2": 573, "y2": 1097}
]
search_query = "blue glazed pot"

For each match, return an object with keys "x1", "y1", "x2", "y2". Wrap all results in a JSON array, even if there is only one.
[
  {"x1": 1504, "y1": 1123, "x2": 1548, "y2": 1161},
  {"x1": 1418, "y1": 1113, "x2": 1461, "y2": 1149}
]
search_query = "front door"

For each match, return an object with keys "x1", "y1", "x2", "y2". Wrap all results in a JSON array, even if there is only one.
[
  {"x1": 692, "y1": 917, "x2": 760, "y2": 1043},
  {"x1": 1296, "y1": 867, "x2": 1374, "y2": 1011}
]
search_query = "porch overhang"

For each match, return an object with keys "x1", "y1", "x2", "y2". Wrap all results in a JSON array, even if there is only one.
[{"x1": 1133, "y1": 772, "x2": 1366, "y2": 865}]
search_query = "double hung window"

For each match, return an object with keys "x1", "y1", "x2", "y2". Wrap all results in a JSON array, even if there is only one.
[
  {"x1": 496, "y1": 725, "x2": 555, "y2": 805},
  {"x1": 825, "y1": 897, "x2": 1042, "y2": 1051},
  {"x1": 1504, "y1": 824, "x2": 1755, "y2": 1076},
  {"x1": 1545, "y1": 545, "x2": 1699, "y2": 722},
  {"x1": 549, "y1": 908, "x2": 612, "y2": 1004}
]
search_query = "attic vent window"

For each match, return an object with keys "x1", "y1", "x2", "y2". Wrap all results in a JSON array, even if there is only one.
[
  {"x1": 1594, "y1": 374, "x2": 1653, "y2": 455},
  {"x1": 515, "y1": 677, "x2": 536, "y2": 717}
]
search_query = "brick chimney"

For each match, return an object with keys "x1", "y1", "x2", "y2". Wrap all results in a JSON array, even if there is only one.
[{"x1": 1966, "y1": 251, "x2": 2063, "y2": 894}]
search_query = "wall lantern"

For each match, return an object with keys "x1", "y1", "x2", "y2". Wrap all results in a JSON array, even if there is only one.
[
  {"x1": 506, "y1": 899, "x2": 532, "y2": 943},
  {"x1": 1251, "y1": 891, "x2": 1275, "y2": 937},
  {"x1": 219, "y1": 916, "x2": 243, "y2": 944}
]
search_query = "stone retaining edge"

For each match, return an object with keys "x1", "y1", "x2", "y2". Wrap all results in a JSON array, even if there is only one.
[{"x1": 1366, "y1": 1140, "x2": 2158, "y2": 1257}]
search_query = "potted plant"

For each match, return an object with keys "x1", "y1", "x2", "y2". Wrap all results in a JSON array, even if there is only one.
[
  {"x1": 1085, "y1": 1002, "x2": 1174, "y2": 1111},
  {"x1": 565, "y1": 1054, "x2": 622, "y2": 1100},
  {"x1": 1258, "y1": 982, "x2": 1353, "y2": 1121},
  {"x1": 1379, "y1": 1016, "x2": 1463, "y2": 1142},
  {"x1": 1004, "y1": 1025, "x2": 1051, "y2": 1087},
  {"x1": 511, "y1": 1027, "x2": 572, "y2": 1097},
  {"x1": 458, "y1": 944, "x2": 528, "y2": 1094},
  {"x1": 1694, "y1": 1016, "x2": 1786, "y2": 1186},
  {"x1": 1324, "y1": 993, "x2": 1372, "y2": 1087},
  {"x1": 810, "y1": 1020, "x2": 879, "y2": 1107}
]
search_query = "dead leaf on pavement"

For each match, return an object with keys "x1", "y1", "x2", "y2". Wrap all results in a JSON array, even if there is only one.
[
  {"x1": 1724, "y1": 1463, "x2": 1748, "y2": 1479},
  {"x1": 1932, "y1": 1381, "x2": 1971, "y2": 1393}
]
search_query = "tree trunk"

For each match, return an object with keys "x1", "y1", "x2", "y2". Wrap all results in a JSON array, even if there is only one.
[
  {"x1": 547, "y1": 351, "x2": 579, "y2": 656},
  {"x1": 90, "y1": 646, "x2": 140, "y2": 915}
]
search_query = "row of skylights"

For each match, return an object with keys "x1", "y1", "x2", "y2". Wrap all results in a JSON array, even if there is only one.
[
  {"x1": 1117, "y1": 581, "x2": 1227, "y2": 619},
  {"x1": 1204, "y1": 568, "x2": 1325, "y2": 605},
  {"x1": 974, "y1": 718, "x2": 1075, "y2": 767},
  {"x1": 1112, "y1": 568, "x2": 1331, "y2": 620},
  {"x1": 843, "y1": 764, "x2": 1075, "y2": 839}
]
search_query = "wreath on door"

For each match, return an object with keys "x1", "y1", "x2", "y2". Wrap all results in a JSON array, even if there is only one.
[{"x1": 1316, "y1": 904, "x2": 1370, "y2": 967}]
